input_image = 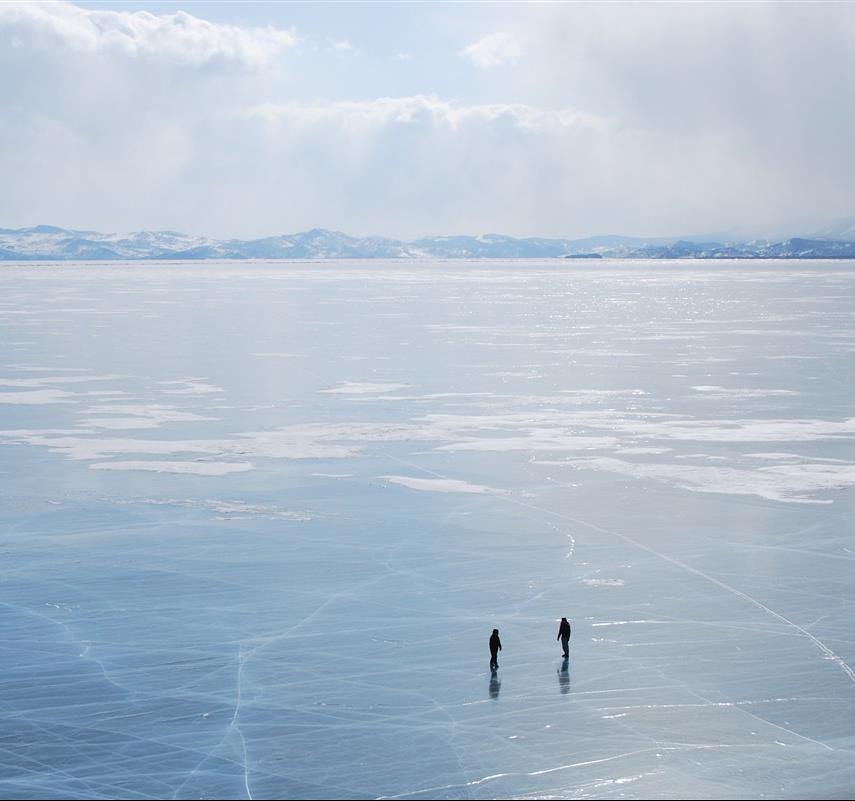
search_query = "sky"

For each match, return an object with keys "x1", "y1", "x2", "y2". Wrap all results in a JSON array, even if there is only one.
[{"x1": 1, "y1": 1, "x2": 854, "y2": 240}]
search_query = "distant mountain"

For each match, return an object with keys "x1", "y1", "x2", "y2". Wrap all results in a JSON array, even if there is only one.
[
  {"x1": 2, "y1": 225, "x2": 855, "y2": 260},
  {"x1": 0, "y1": 227, "x2": 217, "y2": 260},
  {"x1": 807, "y1": 217, "x2": 855, "y2": 241},
  {"x1": 622, "y1": 238, "x2": 855, "y2": 259}
]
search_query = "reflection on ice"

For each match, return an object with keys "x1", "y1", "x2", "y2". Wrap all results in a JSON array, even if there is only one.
[
  {"x1": 558, "y1": 659, "x2": 570, "y2": 695},
  {"x1": 1, "y1": 260, "x2": 855, "y2": 799}
]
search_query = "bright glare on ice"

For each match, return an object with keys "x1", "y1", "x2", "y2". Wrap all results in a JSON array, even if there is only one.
[{"x1": 0, "y1": 260, "x2": 854, "y2": 799}]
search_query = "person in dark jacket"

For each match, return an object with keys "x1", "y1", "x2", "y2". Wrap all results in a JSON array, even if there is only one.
[
  {"x1": 489, "y1": 628, "x2": 502, "y2": 670},
  {"x1": 557, "y1": 617, "x2": 571, "y2": 658}
]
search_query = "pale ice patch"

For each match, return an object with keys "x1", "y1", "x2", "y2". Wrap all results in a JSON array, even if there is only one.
[
  {"x1": 90, "y1": 461, "x2": 253, "y2": 476},
  {"x1": 0, "y1": 419, "x2": 436, "y2": 471},
  {"x1": 381, "y1": 475, "x2": 502, "y2": 494},
  {"x1": 630, "y1": 417, "x2": 855, "y2": 443},
  {"x1": 691, "y1": 386, "x2": 797, "y2": 397},
  {"x1": 424, "y1": 324, "x2": 498, "y2": 332},
  {"x1": 235, "y1": 424, "x2": 378, "y2": 459},
  {"x1": 0, "y1": 424, "x2": 371, "y2": 463},
  {"x1": 2, "y1": 365, "x2": 89, "y2": 372},
  {"x1": 209, "y1": 500, "x2": 314, "y2": 520},
  {"x1": 0, "y1": 373, "x2": 124, "y2": 388},
  {"x1": 559, "y1": 389, "x2": 648, "y2": 397},
  {"x1": 436, "y1": 433, "x2": 620, "y2": 453},
  {"x1": 75, "y1": 418, "x2": 207, "y2": 431},
  {"x1": 583, "y1": 578, "x2": 625, "y2": 587},
  {"x1": 5, "y1": 387, "x2": 855, "y2": 488},
  {"x1": 421, "y1": 410, "x2": 625, "y2": 452},
  {"x1": 9, "y1": 435, "x2": 227, "y2": 460},
  {"x1": 559, "y1": 456, "x2": 855, "y2": 503},
  {"x1": 763, "y1": 463, "x2": 855, "y2": 490},
  {"x1": 159, "y1": 379, "x2": 223, "y2": 395},
  {"x1": 0, "y1": 428, "x2": 96, "y2": 437},
  {"x1": 75, "y1": 419, "x2": 186, "y2": 431},
  {"x1": 321, "y1": 381, "x2": 412, "y2": 394},
  {"x1": 0, "y1": 389, "x2": 77, "y2": 404},
  {"x1": 615, "y1": 447, "x2": 674, "y2": 455},
  {"x1": 77, "y1": 404, "x2": 217, "y2": 430},
  {"x1": 133, "y1": 498, "x2": 316, "y2": 520},
  {"x1": 356, "y1": 392, "x2": 494, "y2": 401}
]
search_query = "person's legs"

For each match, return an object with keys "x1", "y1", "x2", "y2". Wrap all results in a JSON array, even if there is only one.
[{"x1": 561, "y1": 635, "x2": 569, "y2": 658}]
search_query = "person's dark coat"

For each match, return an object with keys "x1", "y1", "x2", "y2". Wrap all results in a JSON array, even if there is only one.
[
  {"x1": 557, "y1": 618, "x2": 571, "y2": 657},
  {"x1": 489, "y1": 629, "x2": 502, "y2": 668}
]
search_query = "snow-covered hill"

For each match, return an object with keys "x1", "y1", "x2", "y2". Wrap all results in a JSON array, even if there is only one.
[
  {"x1": 0, "y1": 226, "x2": 599, "y2": 260},
  {"x1": 0, "y1": 226, "x2": 217, "y2": 260},
  {"x1": 2, "y1": 225, "x2": 855, "y2": 260}
]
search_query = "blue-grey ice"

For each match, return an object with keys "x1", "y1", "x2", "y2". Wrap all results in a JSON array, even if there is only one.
[{"x1": 1, "y1": 260, "x2": 854, "y2": 799}]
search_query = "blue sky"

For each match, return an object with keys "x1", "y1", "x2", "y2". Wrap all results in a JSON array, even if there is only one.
[{"x1": 2, "y1": 1, "x2": 854, "y2": 239}]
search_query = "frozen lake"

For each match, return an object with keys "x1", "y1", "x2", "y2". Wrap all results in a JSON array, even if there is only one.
[{"x1": 1, "y1": 260, "x2": 854, "y2": 799}]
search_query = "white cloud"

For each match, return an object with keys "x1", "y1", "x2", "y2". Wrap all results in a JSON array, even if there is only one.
[
  {"x1": 460, "y1": 32, "x2": 522, "y2": 68},
  {"x1": 331, "y1": 39, "x2": 353, "y2": 53},
  {"x1": 245, "y1": 95, "x2": 610, "y2": 134},
  {"x1": 1, "y1": 2, "x2": 855, "y2": 239},
  {"x1": 0, "y1": 1, "x2": 297, "y2": 68}
]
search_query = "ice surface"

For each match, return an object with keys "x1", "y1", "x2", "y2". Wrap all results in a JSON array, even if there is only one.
[{"x1": 1, "y1": 260, "x2": 854, "y2": 799}]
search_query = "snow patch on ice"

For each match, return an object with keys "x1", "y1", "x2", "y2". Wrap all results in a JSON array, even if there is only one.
[
  {"x1": 321, "y1": 381, "x2": 412, "y2": 394},
  {"x1": 78, "y1": 404, "x2": 217, "y2": 430},
  {"x1": 616, "y1": 447, "x2": 673, "y2": 455},
  {"x1": 133, "y1": 498, "x2": 316, "y2": 520},
  {"x1": 90, "y1": 460, "x2": 253, "y2": 475},
  {"x1": 692, "y1": 385, "x2": 797, "y2": 396},
  {"x1": 381, "y1": 475, "x2": 502, "y2": 494},
  {"x1": 560, "y1": 456, "x2": 855, "y2": 503},
  {"x1": 0, "y1": 389, "x2": 78, "y2": 404},
  {"x1": 159, "y1": 379, "x2": 223, "y2": 395},
  {"x1": 0, "y1": 373, "x2": 124, "y2": 388}
]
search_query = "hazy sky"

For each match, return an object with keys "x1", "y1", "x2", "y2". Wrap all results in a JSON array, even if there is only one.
[{"x1": 1, "y1": 1, "x2": 854, "y2": 239}]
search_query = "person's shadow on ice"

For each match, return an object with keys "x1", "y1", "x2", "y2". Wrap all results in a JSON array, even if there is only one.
[{"x1": 557, "y1": 657, "x2": 570, "y2": 695}]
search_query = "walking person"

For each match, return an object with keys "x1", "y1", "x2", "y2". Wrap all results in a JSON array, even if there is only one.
[
  {"x1": 489, "y1": 628, "x2": 502, "y2": 670},
  {"x1": 557, "y1": 617, "x2": 571, "y2": 659}
]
